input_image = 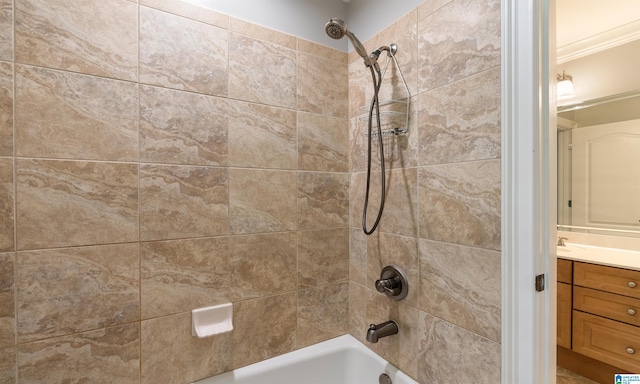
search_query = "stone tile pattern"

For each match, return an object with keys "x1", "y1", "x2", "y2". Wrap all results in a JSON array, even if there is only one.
[
  {"x1": 348, "y1": 1, "x2": 502, "y2": 383},
  {"x1": 4, "y1": 0, "x2": 350, "y2": 383},
  {"x1": 2, "y1": 0, "x2": 504, "y2": 383}
]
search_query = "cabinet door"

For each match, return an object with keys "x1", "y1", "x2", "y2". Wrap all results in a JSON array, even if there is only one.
[
  {"x1": 557, "y1": 282, "x2": 572, "y2": 349},
  {"x1": 573, "y1": 311, "x2": 640, "y2": 373}
]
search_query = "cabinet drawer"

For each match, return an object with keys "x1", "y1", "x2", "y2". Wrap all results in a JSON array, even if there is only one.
[
  {"x1": 558, "y1": 258, "x2": 572, "y2": 284},
  {"x1": 573, "y1": 311, "x2": 640, "y2": 372},
  {"x1": 574, "y1": 286, "x2": 640, "y2": 327},
  {"x1": 574, "y1": 262, "x2": 640, "y2": 299}
]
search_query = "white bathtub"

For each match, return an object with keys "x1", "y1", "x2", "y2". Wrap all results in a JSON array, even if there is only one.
[{"x1": 193, "y1": 334, "x2": 418, "y2": 384}]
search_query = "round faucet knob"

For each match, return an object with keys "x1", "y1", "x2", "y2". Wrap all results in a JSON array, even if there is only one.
[{"x1": 374, "y1": 265, "x2": 409, "y2": 301}]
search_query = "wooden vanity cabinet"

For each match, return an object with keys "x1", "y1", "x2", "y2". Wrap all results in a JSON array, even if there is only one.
[
  {"x1": 572, "y1": 262, "x2": 640, "y2": 373},
  {"x1": 558, "y1": 259, "x2": 640, "y2": 381}
]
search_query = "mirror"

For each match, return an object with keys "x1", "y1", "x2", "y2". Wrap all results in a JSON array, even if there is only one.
[
  {"x1": 556, "y1": 2, "x2": 640, "y2": 238},
  {"x1": 557, "y1": 91, "x2": 640, "y2": 237}
]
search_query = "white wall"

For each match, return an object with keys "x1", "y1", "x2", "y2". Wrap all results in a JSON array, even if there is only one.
[{"x1": 182, "y1": 0, "x2": 422, "y2": 52}]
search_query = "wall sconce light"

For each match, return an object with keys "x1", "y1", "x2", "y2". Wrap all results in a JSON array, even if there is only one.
[{"x1": 557, "y1": 71, "x2": 574, "y2": 100}]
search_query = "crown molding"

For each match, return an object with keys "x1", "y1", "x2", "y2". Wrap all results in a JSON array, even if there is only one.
[{"x1": 557, "y1": 19, "x2": 640, "y2": 64}]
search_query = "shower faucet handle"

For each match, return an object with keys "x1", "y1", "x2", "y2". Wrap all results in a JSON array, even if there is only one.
[
  {"x1": 374, "y1": 265, "x2": 408, "y2": 301},
  {"x1": 375, "y1": 276, "x2": 400, "y2": 293}
]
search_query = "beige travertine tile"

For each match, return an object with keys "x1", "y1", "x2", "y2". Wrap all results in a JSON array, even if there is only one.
[
  {"x1": 0, "y1": 345, "x2": 15, "y2": 383},
  {"x1": 231, "y1": 293, "x2": 296, "y2": 369},
  {"x1": 297, "y1": 53, "x2": 348, "y2": 118},
  {"x1": 418, "y1": 67, "x2": 501, "y2": 165},
  {"x1": 18, "y1": 324, "x2": 140, "y2": 384},
  {"x1": 396, "y1": 304, "x2": 420, "y2": 379},
  {"x1": 367, "y1": 232, "x2": 419, "y2": 307},
  {"x1": 380, "y1": 167, "x2": 419, "y2": 236},
  {"x1": 140, "y1": 6, "x2": 228, "y2": 96},
  {"x1": 16, "y1": 244, "x2": 139, "y2": 343},
  {"x1": 298, "y1": 112, "x2": 349, "y2": 172},
  {"x1": 0, "y1": 0, "x2": 11, "y2": 61},
  {"x1": 418, "y1": 311, "x2": 500, "y2": 383},
  {"x1": 141, "y1": 312, "x2": 229, "y2": 384},
  {"x1": 418, "y1": 159, "x2": 501, "y2": 250},
  {"x1": 230, "y1": 17, "x2": 296, "y2": 50},
  {"x1": 417, "y1": 0, "x2": 500, "y2": 92},
  {"x1": 0, "y1": 61, "x2": 12, "y2": 157},
  {"x1": 141, "y1": 237, "x2": 230, "y2": 319},
  {"x1": 419, "y1": 239, "x2": 501, "y2": 342},
  {"x1": 297, "y1": 38, "x2": 347, "y2": 65},
  {"x1": 349, "y1": 228, "x2": 367, "y2": 286},
  {"x1": 16, "y1": 159, "x2": 138, "y2": 250},
  {"x1": 15, "y1": 65, "x2": 138, "y2": 161},
  {"x1": 230, "y1": 232, "x2": 296, "y2": 301},
  {"x1": 298, "y1": 228, "x2": 349, "y2": 289},
  {"x1": 140, "y1": 164, "x2": 228, "y2": 241},
  {"x1": 0, "y1": 159, "x2": 13, "y2": 252},
  {"x1": 140, "y1": 85, "x2": 228, "y2": 166},
  {"x1": 297, "y1": 172, "x2": 349, "y2": 230},
  {"x1": 348, "y1": 281, "x2": 368, "y2": 344},
  {"x1": 350, "y1": 167, "x2": 418, "y2": 236},
  {"x1": 348, "y1": 58, "x2": 368, "y2": 122},
  {"x1": 297, "y1": 283, "x2": 348, "y2": 349},
  {"x1": 417, "y1": 0, "x2": 453, "y2": 21},
  {"x1": 0, "y1": 253, "x2": 14, "y2": 349},
  {"x1": 140, "y1": 0, "x2": 229, "y2": 29},
  {"x1": 229, "y1": 169, "x2": 296, "y2": 234},
  {"x1": 15, "y1": 0, "x2": 138, "y2": 81},
  {"x1": 349, "y1": 171, "x2": 382, "y2": 230},
  {"x1": 229, "y1": 33, "x2": 296, "y2": 109},
  {"x1": 228, "y1": 101, "x2": 296, "y2": 169},
  {"x1": 349, "y1": 116, "x2": 367, "y2": 173}
]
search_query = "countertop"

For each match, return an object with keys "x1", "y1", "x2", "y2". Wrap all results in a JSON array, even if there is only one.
[{"x1": 557, "y1": 243, "x2": 640, "y2": 271}]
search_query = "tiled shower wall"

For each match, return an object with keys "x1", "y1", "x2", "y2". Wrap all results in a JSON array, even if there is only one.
[
  {"x1": 347, "y1": 0, "x2": 502, "y2": 383},
  {"x1": 0, "y1": 0, "x2": 503, "y2": 383},
  {"x1": 0, "y1": 0, "x2": 351, "y2": 382}
]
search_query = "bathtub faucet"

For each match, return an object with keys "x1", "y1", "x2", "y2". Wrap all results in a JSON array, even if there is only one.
[{"x1": 366, "y1": 320, "x2": 399, "y2": 343}]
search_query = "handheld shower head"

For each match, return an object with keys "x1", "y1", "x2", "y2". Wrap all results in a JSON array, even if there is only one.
[
  {"x1": 325, "y1": 18, "x2": 376, "y2": 69},
  {"x1": 325, "y1": 18, "x2": 346, "y2": 39}
]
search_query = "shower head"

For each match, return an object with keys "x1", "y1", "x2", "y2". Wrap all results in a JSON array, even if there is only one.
[
  {"x1": 325, "y1": 18, "x2": 347, "y2": 40},
  {"x1": 325, "y1": 18, "x2": 377, "y2": 69}
]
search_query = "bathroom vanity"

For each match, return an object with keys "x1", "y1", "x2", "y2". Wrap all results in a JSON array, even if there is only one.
[{"x1": 557, "y1": 247, "x2": 640, "y2": 382}]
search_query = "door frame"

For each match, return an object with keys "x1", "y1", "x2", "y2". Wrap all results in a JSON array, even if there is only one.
[{"x1": 501, "y1": 0, "x2": 557, "y2": 382}]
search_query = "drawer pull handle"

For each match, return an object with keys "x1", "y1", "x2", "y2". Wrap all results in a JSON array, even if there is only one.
[
  {"x1": 627, "y1": 347, "x2": 636, "y2": 354},
  {"x1": 629, "y1": 281, "x2": 637, "y2": 288},
  {"x1": 629, "y1": 308, "x2": 637, "y2": 316}
]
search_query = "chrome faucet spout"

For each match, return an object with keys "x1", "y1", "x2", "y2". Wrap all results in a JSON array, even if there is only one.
[{"x1": 366, "y1": 320, "x2": 399, "y2": 343}]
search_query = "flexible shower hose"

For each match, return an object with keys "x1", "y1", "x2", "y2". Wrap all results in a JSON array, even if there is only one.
[{"x1": 362, "y1": 63, "x2": 386, "y2": 235}]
